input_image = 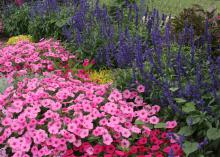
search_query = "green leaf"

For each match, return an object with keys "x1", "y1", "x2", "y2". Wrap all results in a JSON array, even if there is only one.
[
  {"x1": 169, "y1": 87, "x2": 179, "y2": 92},
  {"x1": 207, "y1": 128, "x2": 220, "y2": 140},
  {"x1": 174, "y1": 98, "x2": 186, "y2": 103},
  {"x1": 135, "y1": 120, "x2": 145, "y2": 125},
  {"x1": 183, "y1": 141, "x2": 199, "y2": 156},
  {"x1": 182, "y1": 102, "x2": 196, "y2": 113},
  {"x1": 216, "y1": 120, "x2": 219, "y2": 128},
  {"x1": 55, "y1": 18, "x2": 68, "y2": 28},
  {"x1": 154, "y1": 122, "x2": 166, "y2": 128},
  {"x1": 88, "y1": 136, "x2": 99, "y2": 142},
  {"x1": 145, "y1": 123, "x2": 153, "y2": 129},
  {"x1": 84, "y1": 64, "x2": 93, "y2": 71},
  {"x1": 0, "y1": 77, "x2": 8, "y2": 93},
  {"x1": 178, "y1": 126, "x2": 194, "y2": 136},
  {"x1": 186, "y1": 115, "x2": 202, "y2": 125},
  {"x1": 131, "y1": 133, "x2": 138, "y2": 140},
  {"x1": 206, "y1": 121, "x2": 212, "y2": 128}
]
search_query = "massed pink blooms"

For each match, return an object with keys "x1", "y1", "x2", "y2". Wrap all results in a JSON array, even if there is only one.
[
  {"x1": 0, "y1": 72, "x2": 178, "y2": 156},
  {"x1": 0, "y1": 39, "x2": 75, "y2": 83},
  {"x1": 0, "y1": 40, "x2": 179, "y2": 157}
]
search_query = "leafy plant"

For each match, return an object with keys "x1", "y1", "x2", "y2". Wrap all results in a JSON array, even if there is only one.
[
  {"x1": 0, "y1": 76, "x2": 8, "y2": 94},
  {"x1": 2, "y1": 4, "x2": 30, "y2": 36},
  {"x1": 172, "y1": 4, "x2": 220, "y2": 57},
  {"x1": 172, "y1": 4, "x2": 206, "y2": 36},
  {"x1": 173, "y1": 99, "x2": 220, "y2": 156},
  {"x1": 6, "y1": 35, "x2": 33, "y2": 45},
  {"x1": 89, "y1": 69, "x2": 113, "y2": 84}
]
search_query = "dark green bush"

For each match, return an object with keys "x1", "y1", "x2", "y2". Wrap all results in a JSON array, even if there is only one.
[
  {"x1": 172, "y1": 4, "x2": 220, "y2": 57},
  {"x1": 172, "y1": 5, "x2": 207, "y2": 37}
]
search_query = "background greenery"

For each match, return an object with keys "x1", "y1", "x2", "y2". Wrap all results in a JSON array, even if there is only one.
[{"x1": 100, "y1": 0, "x2": 220, "y2": 15}]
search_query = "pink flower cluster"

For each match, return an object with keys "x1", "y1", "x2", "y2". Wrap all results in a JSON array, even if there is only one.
[
  {"x1": 0, "y1": 39, "x2": 75, "y2": 83},
  {"x1": 0, "y1": 40, "x2": 182, "y2": 157}
]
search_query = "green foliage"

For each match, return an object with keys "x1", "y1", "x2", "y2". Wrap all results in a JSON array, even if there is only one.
[
  {"x1": 28, "y1": 15, "x2": 63, "y2": 41},
  {"x1": 154, "y1": 122, "x2": 166, "y2": 128},
  {"x1": 1, "y1": 4, "x2": 71, "y2": 41},
  {"x1": 143, "y1": 0, "x2": 220, "y2": 15},
  {"x1": 28, "y1": 6, "x2": 70, "y2": 41},
  {"x1": 134, "y1": 119, "x2": 145, "y2": 125},
  {"x1": 178, "y1": 126, "x2": 194, "y2": 136},
  {"x1": 174, "y1": 98, "x2": 187, "y2": 104},
  {"x1": 28, "y1": 16, "x2": 45, "y2": 42},
  {"x1": 0, "y1": 76, "x2": 8, "y2": 93},
  {"x1": 183, "y1": 141, "x2": 199, "y2": 157},
  {"x1": 2, "y1": 4, "x2": 30, "y2": 36},
  {"x1": 182, "y1": 102, "x2": 196, "y2": 113},
  {"x1": 207, "y1": 128, "x2": 220, "y2": 140},
  {"x1": 173, "y1": 100, "x2": 220, "y2": 156},
  {"x1": 111, "y1": 68, "x2": 133, "y2": 90},
  {"x1": 186, "y1": 115, "x2": 202, "y2": 125}
]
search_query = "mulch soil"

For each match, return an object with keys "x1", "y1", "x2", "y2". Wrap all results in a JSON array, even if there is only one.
[{"x1": 0, "y1": 33, "x2": 8, "y2": 48}]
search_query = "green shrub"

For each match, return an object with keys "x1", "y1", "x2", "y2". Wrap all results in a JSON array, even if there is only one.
[
  {"x1": 2, "y1": 4, "x2": 30, "y2": 36},
  {"x1": 28, "y1": 6, "x2": 71, "y2": 41}
]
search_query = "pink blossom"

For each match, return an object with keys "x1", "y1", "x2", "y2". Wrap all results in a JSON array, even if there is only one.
[
  {"x1": 103, "y1": 134, "x2": 113, "y2": 145},
  {"x1": 149, "y1": 116, "x2": 160, "y2": 124},
  {"x1": 122, "y1": 89, "x2": 131, "y2": 99},
  {"x1": 121, "y1": 139, "x2": 130, "y2": 148},
  {"x1": 137, "y1": 85, "x2": 145, "y2": 93},
  {"x1": 166, "y1": 121, "x2": 177, "y2": 129},
  {"x1": 121, "y1": 128, "x2": 131, "y2": 138}
]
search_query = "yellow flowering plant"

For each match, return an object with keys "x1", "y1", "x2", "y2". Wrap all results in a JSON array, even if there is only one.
[
  {"x1": 7, "y1": 35, "x2": 33, "y2": 45},
  {"x1": 89, "y1": 69, "x2": 113, "y2": 84}
]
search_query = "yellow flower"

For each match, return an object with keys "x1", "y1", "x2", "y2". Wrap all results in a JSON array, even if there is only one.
[
  {"x1": 89, "y1": 69, "x2": 113, "y2": 84},
  {"x1": 7, "y1": 35, "x2": 33, "y2": 45}
]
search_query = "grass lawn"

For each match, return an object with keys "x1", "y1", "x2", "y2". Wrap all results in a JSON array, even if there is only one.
[{"x1": 100, "y1": 0, "x2": 220, "y2": 15}]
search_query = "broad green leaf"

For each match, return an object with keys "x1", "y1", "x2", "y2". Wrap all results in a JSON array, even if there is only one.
[
  {"x1": 207, "y1": 128, "x2": 220, "y2": 140},
  {"x1": 135, "y1": 120, "x2": 145, "y2": 125},
  {"x1": 169, "y1": 87, "x2": 179, "y2": 92},
  {"x1": 183, "y1": 141, "x2": 199, "y2": 156},
  {"x1": 186, "y1": 115, "x2": 202, "y2": 125},
  {"x1": 207, "y1": 98, "x2": 215, "y2": 106},
  {"x1": 145, "y1": 124, "x2": 153, "y2": 129},
  {"x1": 154, "y1": 122, "x2": 166, "y2": 128},
  {"x1": 88, "y1": 136, "x2": 99, "y2": 142},
  {"x1": 206, "y1": 121, "x2": 212, "y2": 129},
  {"x1": 174, "y1": 98, "x2": 186, "y2": 103},
  {"x1": 55, "y1": 18, "x2": 68, "y2": 28},
  {"x1": 182, "y1": 102, "x2": 196, "y2": 113},
  {"x1": 178, "y1": 126, "x2": 194, "y2": 136}
]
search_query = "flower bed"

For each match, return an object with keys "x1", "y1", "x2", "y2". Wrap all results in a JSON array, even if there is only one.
[{"x1": 0, "y1": 40, "x2": 182, "y2": 157}]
